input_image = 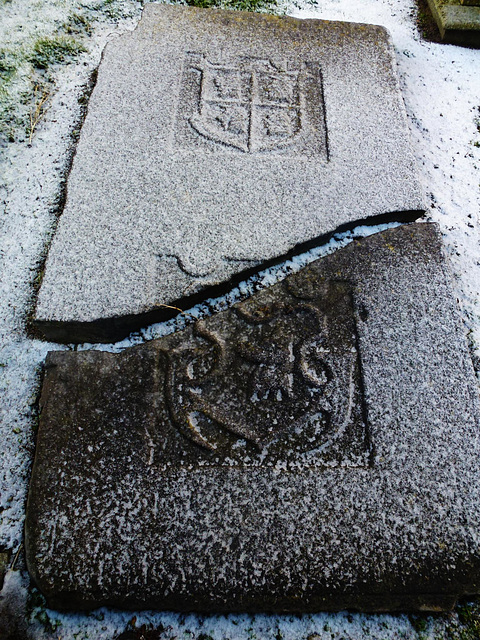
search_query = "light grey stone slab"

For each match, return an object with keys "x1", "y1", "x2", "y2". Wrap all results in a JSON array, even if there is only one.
[
  {"x1": 26, "y1": 223, "x2": 480, "y2": 612},
  {"x1": 34, "y1": 5, "x2": 425, "y2": 344}
]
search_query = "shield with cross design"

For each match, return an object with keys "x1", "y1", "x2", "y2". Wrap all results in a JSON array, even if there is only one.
[{"x1": 188, "y1": 56, "x2": 309, "y2": 153}]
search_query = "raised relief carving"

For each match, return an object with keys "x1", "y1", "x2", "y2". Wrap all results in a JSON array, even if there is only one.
[
  {"x1": 176, "y1": 53, "x2": 328, "y2": 157},
  {"x1": 159, "y1": 281, "x2": 368, "y2": 467}
]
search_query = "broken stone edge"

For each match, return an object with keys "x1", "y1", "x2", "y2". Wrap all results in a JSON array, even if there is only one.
[
  {"x1": 33, "y1": 210, "x2": 423, "y2": 344},
  {"x1": 26, "y1": 223, "x2": 480, "y2": 613},
  {"x1": 33, "y1": 5, "x2": 426, "y2": 344}
]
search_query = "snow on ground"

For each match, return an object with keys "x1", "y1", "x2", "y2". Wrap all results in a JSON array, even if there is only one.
[
  {"x1": 291, "y1": 0, "x2": 480, "y2": 355},
  {"x1": 0, "y1": 0, "x2": 479, "y2": 637}
]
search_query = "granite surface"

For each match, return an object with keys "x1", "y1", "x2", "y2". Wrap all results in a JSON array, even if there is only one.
[
  {"x1": 34, "y1": 5, "x2": 425, "y2": 343},
  {"x1": 26, "y1": 223, "x2": 480, "y2": 612}
]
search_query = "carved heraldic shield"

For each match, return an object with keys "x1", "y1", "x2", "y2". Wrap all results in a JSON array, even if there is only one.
[{"x1": 182, "y1": 54, "x2": 327, "y2": 155}]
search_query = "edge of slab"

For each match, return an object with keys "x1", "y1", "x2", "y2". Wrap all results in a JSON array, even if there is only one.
[
  {"x1": 426, "y1": 0, "x2": 480, "y2": 45},
  {"x1": 25, "y1": 222, "x2": 480, "y2": 613},
  {"x1": 33, "y1": 211, "x2": 424, "y2": 344}
]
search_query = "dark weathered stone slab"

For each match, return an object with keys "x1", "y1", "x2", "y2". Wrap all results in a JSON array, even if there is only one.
[
  {"x1": 26, "y1": 223, "x2": 480, "y2": 612},
  {"x1": 34, "y1": 5, "x2": 425, "y2": 344},
  {"x1": 426, "y1": 0, "x2": 480, "y2": 46}
]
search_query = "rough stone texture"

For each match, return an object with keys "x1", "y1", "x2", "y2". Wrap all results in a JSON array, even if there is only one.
[
  {"x1": 0, "y1": 551, "x2": 10, "y2": 591},
  {"x1": 426, "y1": 0, "x2": 480, "y2": 46},
  {"x1": 26, "y1": 223, "x2": 480, "y2": 612},
  {"x1": 34, "y1": 5, "x2": 425, "y2": 344}
]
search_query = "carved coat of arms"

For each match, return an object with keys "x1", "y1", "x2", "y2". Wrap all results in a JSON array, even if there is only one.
[
  {"x1": 180, "y1": 54, "x2": 327, "y2": 156},
  {"x1": 157, "y1": 281, "x2": 367, "y2": 467}
]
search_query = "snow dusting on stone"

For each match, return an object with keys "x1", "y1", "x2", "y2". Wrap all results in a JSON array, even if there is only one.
[{"x1": 0, "y1": 0, "x2": 479, "y2": 637}]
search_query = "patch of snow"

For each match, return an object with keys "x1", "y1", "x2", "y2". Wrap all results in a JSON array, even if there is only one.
[{"x1": 0, "y1": 0, "x2": 479, "y2": 637}]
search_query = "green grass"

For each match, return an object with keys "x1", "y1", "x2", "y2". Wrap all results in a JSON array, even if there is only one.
[
  {"x1": 62, "y1": 13, "x2": 93, "y2": 36},
  {"x1": 28, "y1": 36, "x2": 86, "y2": 70},
  {"x1": 183, "y1": 0, "x2": 279, "y2": 11},
  {"x1": 454, "y1": 601, "x2": 480, "y2": 639},
  {"x1": 415, "y1": 0, "x2": 443, "y2": 42},
  {"x1": 0, "y1": 48, "x2": 16, "y2": 79},
  {"x1": 0, "y1": 0, "x2": 283, "y2": 146},
  {"x1": 89, "y1": 0, "x2": 141, "y2": 21}
]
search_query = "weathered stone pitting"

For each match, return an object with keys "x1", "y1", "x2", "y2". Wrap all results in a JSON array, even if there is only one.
[
  {"x1": 160, "y1": 280, "x2": 368, "y2": 465},
  {"x1": 34, "y1": 5, "x2": 425, "y2": 343},
  {"x1": 176, "y1": 53, "x2": 328, "y2": 157},
  {"x1": 26, "y1": 223, "x2": 480, "y2": 612}
]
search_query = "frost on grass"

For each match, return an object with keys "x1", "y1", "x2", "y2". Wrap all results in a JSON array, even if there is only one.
[
  {"x1": 28, "y1": 35, "x2": 86, "y2": 70},
  {"x1": 182, "y1": 0, "x2": 280, "y2": 11},
  {"x1": 0, "y1": 0, "x2": 283, "y2": 148},
  {"x1": 0, "y1": 0, "x2": 480, "y2": 637},
  {"x1": 0, "y1": 0, "x2": 142, "y2": 147}
]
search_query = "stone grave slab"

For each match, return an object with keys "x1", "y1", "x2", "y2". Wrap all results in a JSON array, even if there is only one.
[
  {"x1": 426, "y1": 0, "x2": 480, "y2": 46},
  {"x1": 34, "y1": 5, "x2": 425, "y2": 344},
  {"x1": 26, "y1": 223, "x2": 480, "y2": 612}
]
